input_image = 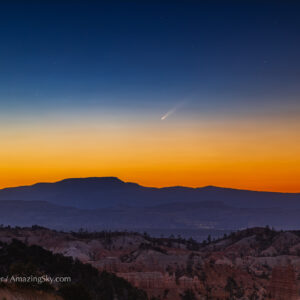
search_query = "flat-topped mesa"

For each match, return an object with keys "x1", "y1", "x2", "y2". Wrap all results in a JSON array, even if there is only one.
[{"x1": 55, "y1": 176, "x2": 125, "y2": 186}]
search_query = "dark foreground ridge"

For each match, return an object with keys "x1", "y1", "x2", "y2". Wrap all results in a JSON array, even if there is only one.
[{"x1": 0, "y1": 237, "x2": 147, "y2": 300}]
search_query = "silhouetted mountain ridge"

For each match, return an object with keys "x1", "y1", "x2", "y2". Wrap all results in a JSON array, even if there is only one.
[{"x1": 0, "y1": 177, "x2": 300, "y2": 210}]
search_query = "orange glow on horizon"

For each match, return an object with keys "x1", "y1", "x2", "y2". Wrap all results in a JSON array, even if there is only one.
[{"x1": 0, "y1": 111, "x2": 299, "y2": 193}]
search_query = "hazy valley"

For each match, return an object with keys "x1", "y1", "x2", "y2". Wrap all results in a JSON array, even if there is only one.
[{"x1": 1, "y1": 177, "x2": 300, "y2": 237}]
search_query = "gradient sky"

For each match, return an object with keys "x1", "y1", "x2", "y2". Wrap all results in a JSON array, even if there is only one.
[{"x1": 0, "y1": 1, "x2": 300, "y2": 191}]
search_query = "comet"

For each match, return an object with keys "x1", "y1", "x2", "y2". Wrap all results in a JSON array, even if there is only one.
[
  {"x1": 161, "y1": 107, "x2": 177, "y2": 120},
  {"x1": 161, "y1": 102, "x2": 186, "y2": 121}
]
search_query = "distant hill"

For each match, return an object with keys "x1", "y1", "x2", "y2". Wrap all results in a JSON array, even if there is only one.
[
  {"x1": 1, "y1": 199, "x2": 300, "y2": 232},
  {"x1": 0, "y1": 177, "x2": 299, "y2": 209},
  {"x1": 0, "y1": 177, "x2": 300, "y2": 232}
]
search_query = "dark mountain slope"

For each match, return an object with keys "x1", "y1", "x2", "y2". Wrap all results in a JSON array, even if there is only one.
[{"x1": 0, "y1": 239, "x2": 147, "y2": 300}]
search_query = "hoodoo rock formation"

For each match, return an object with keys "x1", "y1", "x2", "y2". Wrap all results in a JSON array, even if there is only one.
[
  {"x1": 0, "y1": 226, "x2": 300, "y2": 299},
  {"x1": 268, "y1": 265, "x2": 299, "y2": 300}
]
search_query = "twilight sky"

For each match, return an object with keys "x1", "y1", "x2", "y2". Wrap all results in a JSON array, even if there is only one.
[{"x1": 0, "y1": 1, "x2": 300, "y2": 191}]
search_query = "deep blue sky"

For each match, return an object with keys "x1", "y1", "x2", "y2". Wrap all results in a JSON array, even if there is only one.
[
  {"x1": 1, "y1": 1, "x2": 300, "y2": 191},
  {"x1": 1, "y1": 1, "x2": 300, "y2": 113}
]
